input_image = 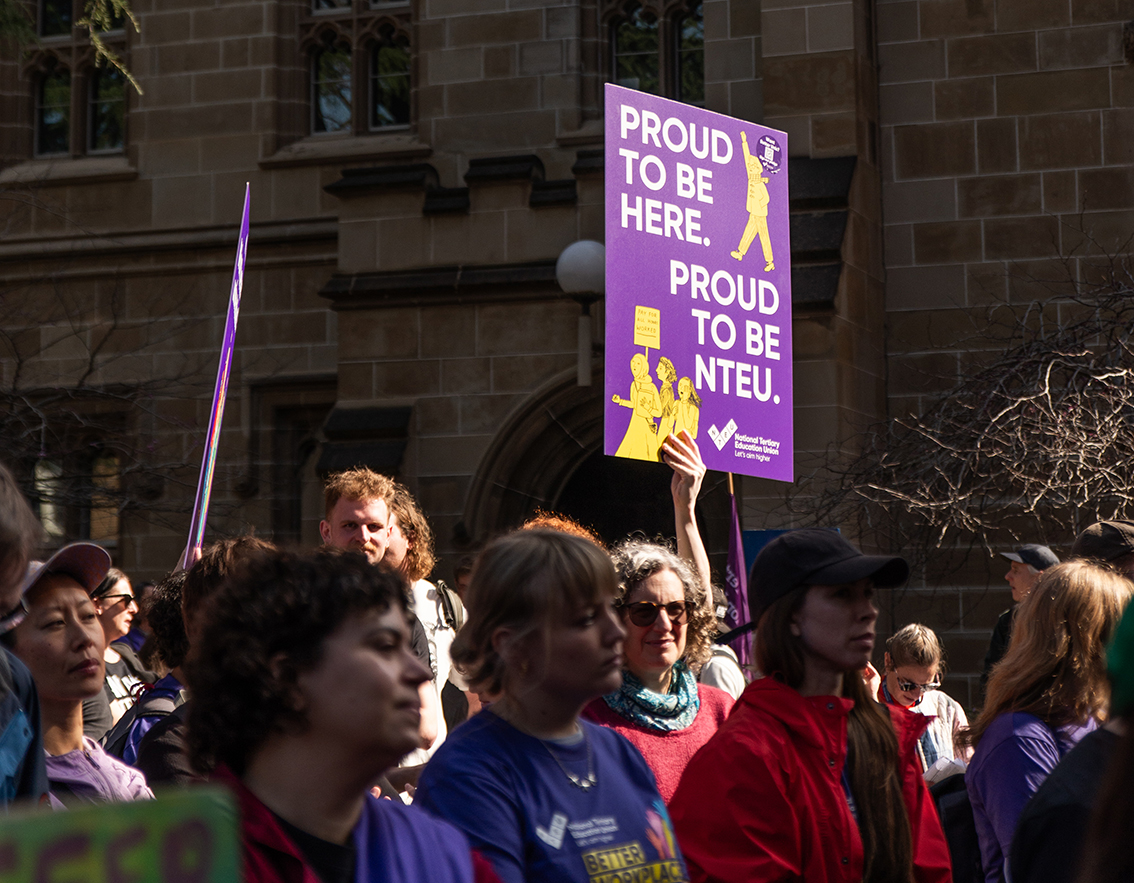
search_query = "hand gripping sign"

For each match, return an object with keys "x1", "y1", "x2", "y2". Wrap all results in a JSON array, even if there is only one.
[{"x1": 604, "y1": 84, "x2": 793, "y2": 482}]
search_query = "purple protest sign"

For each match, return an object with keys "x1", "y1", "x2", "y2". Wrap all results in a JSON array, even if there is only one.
[
  {"x1": 179, "y1": 184, "x2": 250, "y2": 570},
  {"x1": 604, "y1": 84, "x2": 793, "y2": 481}
]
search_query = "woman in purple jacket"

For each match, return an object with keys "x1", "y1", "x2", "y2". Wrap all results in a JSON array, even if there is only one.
[{"x1": 964, "y1": 560, "x2": 1133, "y2": 882}]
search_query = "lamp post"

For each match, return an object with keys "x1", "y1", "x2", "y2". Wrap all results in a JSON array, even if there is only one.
[{"x1": 555, "y1": 240, "x2": 605, "y2": 387}]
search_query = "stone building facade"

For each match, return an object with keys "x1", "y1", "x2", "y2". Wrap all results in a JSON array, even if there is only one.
[{"x1": 1, "y1": 0, "x2": 1130, "y2": 704}]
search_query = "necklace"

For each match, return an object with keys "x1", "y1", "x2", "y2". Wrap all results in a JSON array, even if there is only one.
[
  {"x1": 541, "y1": 729, "x2": 597, "y2": 792},
  {"x1": 490, "y1": 705, "x2": 597, "y2": 791}
]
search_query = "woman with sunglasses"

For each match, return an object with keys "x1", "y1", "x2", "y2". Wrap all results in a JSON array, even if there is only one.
[
  {"x1": 878, "y1": 623, "x2": 969, "y2": 776},
  {"x1": 417, "y1": 529, "x2": 690, "y2": 883},
  {"x1": 963, "y1": 560, "x2": 1132, "y2": 883},
  {"x1": 82, "y1": 569, "x2": 157, "y2": 740},
  {"x1": 669, "y1": 529, "x2": 951, "y2": 883},
  {"x1": 582, "y1": 540, "x2": 730, "y2": 803}
]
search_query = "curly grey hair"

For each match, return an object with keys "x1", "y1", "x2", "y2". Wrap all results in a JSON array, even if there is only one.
[{"x1": 609, "y1": 539, "x2": 715, "y2": 671}]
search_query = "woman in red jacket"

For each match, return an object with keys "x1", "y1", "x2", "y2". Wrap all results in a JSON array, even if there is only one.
[{"x1": 669, "y1": 529, "x2": 951, "y2": 883}]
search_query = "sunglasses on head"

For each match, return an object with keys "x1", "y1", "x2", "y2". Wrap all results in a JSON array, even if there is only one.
[
  {"x1": 619, "y1": 600, "x2": 695, "y2": 628},
  {"x1": 896, "y1": 675, "x2": 941, "y2": 694}
]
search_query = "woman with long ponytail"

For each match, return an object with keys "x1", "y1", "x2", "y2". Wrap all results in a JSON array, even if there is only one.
[{"x1": 669, "y1": 529, "x2": 951, "y2": 883}]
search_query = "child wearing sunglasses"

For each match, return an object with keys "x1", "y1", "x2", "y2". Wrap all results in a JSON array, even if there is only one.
[
  {"x1": 582, "y1": 540, "x2": 733, "y2": 803},
  {"x1": 878, "y1": 623, "x2": 970, "y2": 778}
]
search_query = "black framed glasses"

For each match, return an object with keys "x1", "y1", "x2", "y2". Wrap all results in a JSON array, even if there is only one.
[
  {"x1": 896, "y1": 676, "x2": 941, "y2": 694},
  {"x1": 619, "y1": 600, "x2": 695, "y2": 628},
  {"x1": 100, "y1": 592, "x2": 135, "y2": 607},
  {"x1": 0, "y1": 597, "x2": 28, "y2": 635}
]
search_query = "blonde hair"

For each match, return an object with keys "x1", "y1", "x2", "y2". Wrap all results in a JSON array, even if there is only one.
[
  {"x1": 967, "y1": 559, "x2": 1134, "y2": 750},
  {"x1": 885, "y1": 623, "x2": 945, "y2": 674},
  {"x1": 388, "y1": 483, "x2": 436, "y2": 581},
  {"x1": 450, "y1": 530, "x2": 617, "y2": 697},
  {"x1": 322, "y1": 467, "x2": 395, "y2": 517}
]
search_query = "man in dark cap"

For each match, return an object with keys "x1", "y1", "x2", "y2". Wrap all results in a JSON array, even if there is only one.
[
  {"x1": 980, "y1": 543, "x2": 1059, "y2": 695},
  {"x1": 1070, "y1": 519, "x2": 1134, "y2": 578}
]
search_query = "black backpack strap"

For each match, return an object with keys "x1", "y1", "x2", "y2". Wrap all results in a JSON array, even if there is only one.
[{"x1": 102, "y1": 692, "x2": 181, "y2": 758}]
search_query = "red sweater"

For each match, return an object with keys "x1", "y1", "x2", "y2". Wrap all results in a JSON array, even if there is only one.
[
  {"x1": 668, "y1": 678, "x2": 952, "y2": 883},
  {"x1": 583, "y1": 683, "x2": 734, "y2": 803}
]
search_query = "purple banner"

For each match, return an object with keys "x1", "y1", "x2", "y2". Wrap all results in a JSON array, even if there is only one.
[
  {"x1": 604, "y1": 84, "x2": 793, "y2": 481},
  {"x1": 724, "y1": 492, "x2": 751, "y2": 666},
  {"x1": 180, "y1": 184, "x2": 251, "y2": 570}
]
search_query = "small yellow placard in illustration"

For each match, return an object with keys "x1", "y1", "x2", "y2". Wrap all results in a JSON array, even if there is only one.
[{"x1": 634, "y1": 306, "x2": 661, "y2": 350}]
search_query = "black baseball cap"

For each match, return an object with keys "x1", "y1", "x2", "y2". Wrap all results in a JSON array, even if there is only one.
[
  {"x1": 1000, "y1": 544, "x2": 1059, "y2": 571},
  {"x1": 1071, "y1": 521, "x2": 1134, "y2": 563},
  {"x1": 748, "y1": 528, "x2": 909, "y2": 622}
]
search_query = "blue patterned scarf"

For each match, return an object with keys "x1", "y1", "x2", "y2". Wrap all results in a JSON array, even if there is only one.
[{"x1": 602, "y1": 661, "x2": 700, "y2": 732}]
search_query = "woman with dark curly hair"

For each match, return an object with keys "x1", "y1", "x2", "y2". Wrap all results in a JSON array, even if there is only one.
[
  {"x1": 185, "y1": 548, "x2": 498, "y2": 883},
  {"x1": 582, "y1": 539, "x2": 732, "y2": 803},
  {"x1": 417, "y1": 529, "x2": 689, "y2": 883}
]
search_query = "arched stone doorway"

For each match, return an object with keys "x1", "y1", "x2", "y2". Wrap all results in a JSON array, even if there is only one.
[{"x1": 462, "y1": 366, "x2": 731, "y2": 565}]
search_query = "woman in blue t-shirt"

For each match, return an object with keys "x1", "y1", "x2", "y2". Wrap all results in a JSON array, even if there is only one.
[{"x1": 417, "y1": 529, "x2": 690, "y2": 883}]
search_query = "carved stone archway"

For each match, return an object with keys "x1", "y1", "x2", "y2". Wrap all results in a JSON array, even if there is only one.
[
  {"x1": 462, "y1": 366, "x2": 604, "y2": 541},
  {"x1": 461, "y1": 363, "x2": 731, "y2": 564}
]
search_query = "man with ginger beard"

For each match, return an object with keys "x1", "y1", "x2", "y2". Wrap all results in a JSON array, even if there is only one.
[{"x1": 319, "y1": 468, "x2": 436, "y2": 760}]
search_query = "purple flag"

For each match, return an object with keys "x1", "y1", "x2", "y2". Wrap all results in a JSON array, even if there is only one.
[
  {"x1": 179, "y1": 184, "x2": 251, "y2": 570},
  {"x1": 724, "y1": 490, "x2": 751, "y2": 665}
]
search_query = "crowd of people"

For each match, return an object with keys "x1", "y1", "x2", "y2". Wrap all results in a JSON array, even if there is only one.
[{"x1": 4, "y1": 433, "x2": 1134, "y2": 883}]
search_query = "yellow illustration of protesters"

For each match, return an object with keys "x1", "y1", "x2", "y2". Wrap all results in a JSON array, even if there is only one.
[
  {"x1": 612, "y1": 353, "x2": 663, "y2": 461},
  {"x1": 656, "y1": 357, "x2": 678, "y2": 446},
  {"x1": 675, "y1": 376, "x2": 701, "y2": 440},
  {"x1": 730, "y1": 131, "x2": 775, "y2": 272}
]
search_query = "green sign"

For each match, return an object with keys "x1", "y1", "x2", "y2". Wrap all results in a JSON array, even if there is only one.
[{"x1": 0, "y1": 787, "x2": 239, "y2": 882}]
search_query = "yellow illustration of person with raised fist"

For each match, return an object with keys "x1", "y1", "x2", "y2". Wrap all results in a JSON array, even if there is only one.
[{"x1": 730, "y1": 131, "x2": 774, "y2": 272}]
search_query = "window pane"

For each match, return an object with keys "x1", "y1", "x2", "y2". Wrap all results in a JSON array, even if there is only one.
[
  {"x1": 613, "y1": 6, "x2": 659, "y2": 95},
  {"x1": 88, "y1": 454, "x2": 120, "y2": 545},
  {"x1": 676, "y1": 3, "x2": 704, "y2": 106},
  {"x1": 89, "y1": 68, "x2": 125, "y2": 152},
  {"x1": 34, "y1": 460, "x2": 65, "y2": 539},
  {"x1": 312, "y1": 46, "x2": 352, "y2": 133},
  {"x1": 37, "y1": 70, "x2": 71, "y2": 156},
  {"x1": 313, "y1": 0, "x2": 350, "y2": 9},
  {"x1": 370, "y1": 40, "x2": 410, "y2": 128},
  {"x1": 40, "y1": 0, "x2": 72, "y2": 36}
]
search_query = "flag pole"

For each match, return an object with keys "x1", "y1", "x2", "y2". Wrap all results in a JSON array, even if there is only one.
[
  {"x1": 724, "y1": 471, "x2": 752, "y2": 666},
  {"x1": 178, "y1": 184, "x2": 251, "y2": 571}
]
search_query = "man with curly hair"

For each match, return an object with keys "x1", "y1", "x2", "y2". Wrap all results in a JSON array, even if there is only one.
[
  {"x1": 319, "y1": 467, "x2": 396, "y2": 565},
  {"x1": 319, "y1": 469, "x2": 437, "y2": 766}
]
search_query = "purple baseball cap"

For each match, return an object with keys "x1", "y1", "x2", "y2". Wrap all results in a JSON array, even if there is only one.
[{"x1": 20, "y1": 542, "x2": 112, "y2": 598}]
